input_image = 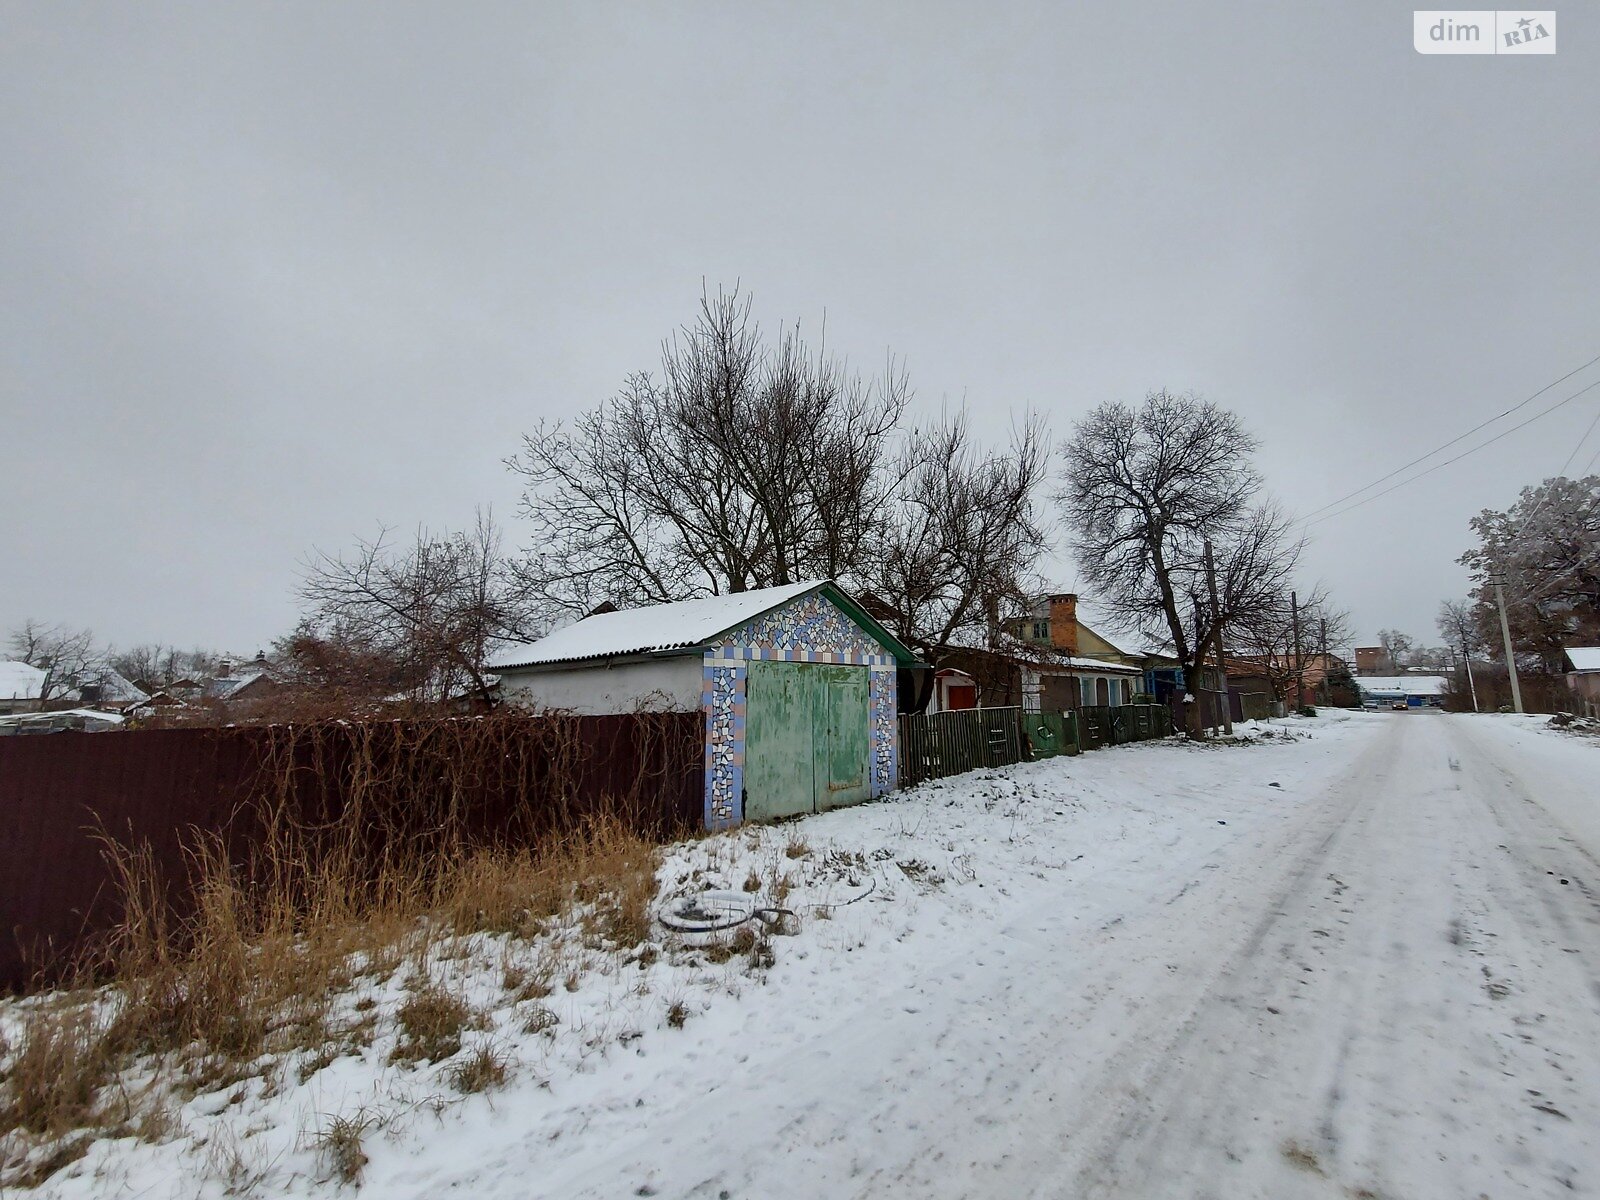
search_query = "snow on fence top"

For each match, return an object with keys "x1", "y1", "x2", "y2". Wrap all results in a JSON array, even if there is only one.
[{"x1": 486, "y1": 580, "x2": 827, "y2": 670}]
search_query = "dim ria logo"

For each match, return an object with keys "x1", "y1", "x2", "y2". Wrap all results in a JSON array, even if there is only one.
[{"x1": 1414, "y1": 10, "x2": 1555, "y2": 53}]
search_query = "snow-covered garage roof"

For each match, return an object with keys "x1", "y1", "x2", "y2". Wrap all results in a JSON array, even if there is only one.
[
  {"x1": 0, "y1": 661, "x2": 46, "y2": 701},
  {"x1": 487, "y1": 581, "x2": 918, "y2": 670},
  {"x1": 1564, "y1": 646, "x2": 1600, "y2": 672}
]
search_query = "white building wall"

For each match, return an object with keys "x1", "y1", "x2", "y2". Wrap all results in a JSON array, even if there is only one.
[{"x1": 497, "y1": 657, "x2": 703, "y2": 715}]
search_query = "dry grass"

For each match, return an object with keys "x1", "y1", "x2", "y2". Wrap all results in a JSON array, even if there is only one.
[
  {"x1": 0, "y1": 1006, "x2": 111, "y2": 1136},
  {"x1": 390, "y1": 983, "x2": 473, "y2": 1065},
  {"x1": 446, "y1": 1044, "x2": 510, "y2": 1094},
  {"x1": 1, "y1": 797, "x2": 664, "y2": 1187},
  {"x1": 312, "y1": 1108, "x2": 377, "y2": 1185},
  {"x1": 520, "y1": 1005, "x2": 560, "y2": 1036}
]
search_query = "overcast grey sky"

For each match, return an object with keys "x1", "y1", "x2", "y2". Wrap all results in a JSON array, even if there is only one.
[{"x1": 3, "y1": 2, "x2": 1596, "y2": 656}]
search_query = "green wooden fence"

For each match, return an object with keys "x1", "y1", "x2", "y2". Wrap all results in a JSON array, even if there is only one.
[
  {"x1": 897, "y1": 703, "x2": 1173, "y2": 787},
  {"x1": 896, "y1": 706, "x2": 1029, "y2": 787}
]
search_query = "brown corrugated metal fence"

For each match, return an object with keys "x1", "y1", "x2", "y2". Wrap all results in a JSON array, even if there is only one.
[{"x1": 0, "y1": 713, "x2": 703, "y2": 992}]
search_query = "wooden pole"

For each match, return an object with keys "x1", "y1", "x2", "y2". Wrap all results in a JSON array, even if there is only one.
[
  {"x1": 1319, "y1": 616, "x2": 1329, "y2": 706},
  {"x1": 1204, "y1": 539, "x2": 1232, "y2": 734},
  {"x1": 1291, "y1": 590, "x2": 1304, "y2": 712}
]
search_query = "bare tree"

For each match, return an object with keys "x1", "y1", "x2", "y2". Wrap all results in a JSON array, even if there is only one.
[
  {"x1": 1376, "y1": 628, "x2": 1414, "y2": 672},
  {"x1": 296, "y1": 509, "x2": 533, "y2": 706},
  {"x1": 1436, "y1": 600, "x2": 1483, "y2": 658},
  {"x1": 6, "y1": 619, "x2": 103, "y2": 704},
  {"x1": 1458, "y1": 475, "x2": 1600, "y2": 671},
  {"x1": 1230, "y1": 586, "x2": 1351, "y2": 703},
  {"x1": 871, "y1": 411, "x2": 1049, "y2": 661},
  {"x1": 506, "y1": 287, "x2": 908, "y2": 617},
  {"x1": 106, "y1": 644, "x2": 224, "y2": 688},
  {"x1": 1057, "y1": 391, "x2": 1305, "y2": 733}
]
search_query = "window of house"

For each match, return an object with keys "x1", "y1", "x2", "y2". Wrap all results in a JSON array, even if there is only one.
[
  {"x1": 1031, "y1": 620, "x2": 1049, "y2": 641},
  {"x1": 1080, "y1": 677, "x2": 1094, "y2": 706}
]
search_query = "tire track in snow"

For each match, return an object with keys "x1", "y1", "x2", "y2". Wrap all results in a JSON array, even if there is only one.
[{"x1": 1066, "y1": 714, "x2": 1600, "y2": 1200}]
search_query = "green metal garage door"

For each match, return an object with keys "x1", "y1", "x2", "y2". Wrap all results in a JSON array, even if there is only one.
[{"x1": 743, "y1": 661, "x2": 870, "y2": 821}]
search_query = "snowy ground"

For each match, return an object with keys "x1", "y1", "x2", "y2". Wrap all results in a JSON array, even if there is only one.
[{"x1": 23, "y1": 709, "x2": 1600, "y2": 1199}]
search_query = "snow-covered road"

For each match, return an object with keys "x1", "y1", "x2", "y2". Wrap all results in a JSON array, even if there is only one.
[
  {"x1": 538, "y1": 712, "x2": 1600, "y2": 1200},
  {"x1": 35, "y1": 712, "x2": 1600, "y2": 1199}
]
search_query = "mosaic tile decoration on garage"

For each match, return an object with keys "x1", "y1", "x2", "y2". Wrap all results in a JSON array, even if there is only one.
[{"x1": 702, "y1": 591, "x2": 899, "y2": 827}]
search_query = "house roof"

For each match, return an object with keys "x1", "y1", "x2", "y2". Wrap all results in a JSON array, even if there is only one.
[
  {"x1": 90, "y1": 670, "x2": 149, "y2": 704},
  {"x1": 0, "y1": 661, "x2": 46, "y2": 701},
  {"x1": 1564, "y1": 646, "x2": 1600, "y2": 672},
  {"x1": 0, "y1": 707, "x2": 124, "y2": 728},
  {"x1": 947, "y1": 637, "x2": 1144, "y2": 676},
  {"x1": 204, "y1": 671, "x2": 268, "y2": 700},
  {"x1": 486, "y1": 580, "x2": 919, "y2": 670},
  {"x1": 1356, "y1": 675, "x2": 1447, "y2": 696}
]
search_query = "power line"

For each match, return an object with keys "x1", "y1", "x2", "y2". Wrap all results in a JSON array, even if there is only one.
[
  {"x1": 1296, "y1": 351, "x2": 1600, "y2": 524},
  {"x1": 1304, "y1": 376, "x2": 1600, "y2": 529}
]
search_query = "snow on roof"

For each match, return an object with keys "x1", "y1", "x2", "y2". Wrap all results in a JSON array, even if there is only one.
[
  {"x1": 1056, "y1": 656, "x2": 1143, "y2": 675},
  {"x1": 0, "y1": 661, "x2": 46, "y2": 700},
  {"x1": 204, "y1": 672, "x2": 268, "y2": 700},
  {"x1": 960, "y1": 635, "x2": 1144, "y2": 675},
  {"x1": 1356, "y1": 675, "x2": 1448, "y2": 695},
  {"x1": 95, "y1": 670, "x2": 149, "y2": 704},
  {"x1": 1565, "y1": 646, "x2": 1600, "y2": 672},
  {"x1": 0, "y1": 707, "x2": 124, "y2": 727},
  {"x1": 486, "y1": 581, "x2": 829, "y2": 670}
]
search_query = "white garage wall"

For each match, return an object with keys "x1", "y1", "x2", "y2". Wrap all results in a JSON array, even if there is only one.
[{"x1": 497, "y1": 657, "x2": 703, "y2": 715}]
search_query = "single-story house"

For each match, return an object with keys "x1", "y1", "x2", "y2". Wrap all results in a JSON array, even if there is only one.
[
  {"x1": 928, "y1": 666, "x2": 979, "y2": 713},
  {"x1": 1356, "y1": 675, "x2": 1447, "y2": 707},
  {"x1": 1227, "y1": 652, "x2": 1353, "y2": 709},
  {"x1": 71, "y1": 669, "x2": 149, "y2": 712},
  {"x1": 1562, "y1": 647, "x2": 1600, "y2": 706},
  {"x1": 0, "y1": 661, "x2": 46, "y2": 716},
  {"x1": 1010, "y1": 593, "x2": 1195, "y2": 705},
  {"x1": 486, "y1": 580, "x2": 921, "y2": 828}
]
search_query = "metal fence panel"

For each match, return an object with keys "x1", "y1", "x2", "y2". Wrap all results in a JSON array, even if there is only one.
[{"x1": 0, "y1": 713, "x2": 705, "y2": 993}]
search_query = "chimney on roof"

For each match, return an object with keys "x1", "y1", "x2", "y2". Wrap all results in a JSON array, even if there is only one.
[
  {"x1": 1049, "y1": 594, "x2": 1079, "y2": 655},
  {"x1": 984, "y1": 593, "x2": 1001, "y2": 648}
]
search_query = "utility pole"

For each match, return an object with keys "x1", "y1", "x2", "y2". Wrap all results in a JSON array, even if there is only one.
[
  {"x1": 1192, "y1": 596, "x2": 1209, "y2": 738},
  {"x1": 1492, "y1": 574, "x2": 1524, "y2": 713},
  {"x1": 1458, "y1": 635, "x2": 1480, "y2": 712},
  {"x1": 1204, "y1": 539, "x2": 1232, "y2": 734},
  {"x1": 1291, "y1": 590, "x2": 1304, "y2": 713},
  {"x1": 1319, "y1": 616, "x2": 1329, "y2": 706}
]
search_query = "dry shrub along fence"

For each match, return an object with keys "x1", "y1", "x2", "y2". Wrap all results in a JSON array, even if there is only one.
[
  {"x1": 898, "y1": 703, "x2": 1175, "y2": 787},
  {"x1": 0, "y1": 712, "x2": 702, "y2": 994}
]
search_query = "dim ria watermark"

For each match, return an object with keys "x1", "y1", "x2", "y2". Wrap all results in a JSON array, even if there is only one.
[{"x1": 1414, "y1": 10, "x2": 1555, "y2": 53}]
